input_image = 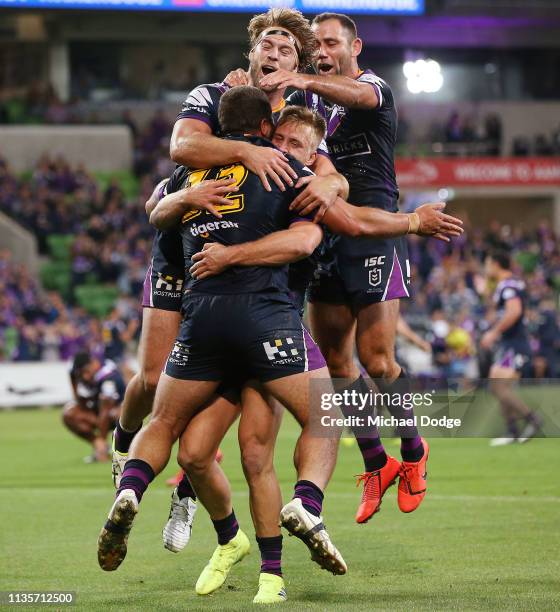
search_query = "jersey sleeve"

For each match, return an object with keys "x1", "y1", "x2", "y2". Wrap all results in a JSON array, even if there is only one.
[
  {"x1": 286, "y1": 161, "x2": 315, "y2": 224},
  {"x1": 99, "y1": 378, "x2": 120, "y2": 401},
  {"x1": 176, "y1": 83, "x2": 222, "y2": 133},
  {"x1": 501, "y1": 286, "x2": 521, "y2": 302},
  {"x1": 358, "y1": 72, "x2": 394, "y2": 111},
  {"x1": 164, "y1": 167, "x2": 188, "y2": 196},
  {"x1": 285, "y1": 89, "x2": 307, "y2": 108}
]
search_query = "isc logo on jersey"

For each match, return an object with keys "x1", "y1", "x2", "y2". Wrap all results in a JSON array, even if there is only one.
[{"x1": 190, "y1": 220, "x2": 239, "y2": 237}]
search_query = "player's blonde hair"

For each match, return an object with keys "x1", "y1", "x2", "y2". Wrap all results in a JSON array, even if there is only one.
[
  {"x1": 277, "y1": 105, "x2": 327, "y2": 151},
  {"x1": 248, "y1": 8, "x2": 319, "y2": 70}
]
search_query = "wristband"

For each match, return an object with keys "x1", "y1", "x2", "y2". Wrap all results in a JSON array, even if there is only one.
[{"x1": 407, "y1": 212, "x2": 420, "y2": 234}]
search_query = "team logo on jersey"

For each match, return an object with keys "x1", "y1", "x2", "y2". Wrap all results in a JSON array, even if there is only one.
[
  {"x1": 155, "y1": 273, "x2": 183, "y2": 293},
  {"x1": 368, "y1": 268, "x2": 382, "y2": 287},
  {"x1": 263, "y1": 337, "x2": 301, "y2": 364},
  {"x1": 189, "y1": 220, "x2": 239, "y2": 237},
  {"x1": 168, "y1": 341, "x2": 190, "y2": 367},
  {"x1": 329, "y1": 133, "x2": 371, "y2": 160}
]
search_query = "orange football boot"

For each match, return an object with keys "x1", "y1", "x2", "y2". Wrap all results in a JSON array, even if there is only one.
[
  {"x1": 398, "y1": 438, "x2": 429, "y2": 513},
  {"x1": 355, "y1": 455, "x2": 400, "y2": 523}
]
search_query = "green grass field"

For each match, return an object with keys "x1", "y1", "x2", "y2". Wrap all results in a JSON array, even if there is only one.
[{"x1": 1, "y1": 408, "x2": 559, "y2": 611}]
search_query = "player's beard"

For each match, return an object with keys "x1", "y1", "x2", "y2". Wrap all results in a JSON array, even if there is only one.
[{"x1": 248, "y1": 62, "x2": 263, "y2": 89}]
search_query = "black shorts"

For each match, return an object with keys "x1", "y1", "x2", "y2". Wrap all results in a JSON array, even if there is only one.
[
  {"x1": 308, "y1": 231, "x2": 411, "y2": 307},
  {"x1": 142, "y1": 230, "x2": 184, "y2": 312},
  {"x1": 165, "y1": 292, "x2": 326, "y2": 383},
  {"x1": 493, "y1": 341, "x2": 532, "y2": 377}
]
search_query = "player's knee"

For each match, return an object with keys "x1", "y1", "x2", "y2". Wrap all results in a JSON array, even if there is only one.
[
  {"x1": 140, "y1": 367, "x2": 160, "y2": 395},
  {"x1": 324, "y1": 352, "x2": 356, "y2": 379},
  {"x1": 240, "y1": 441, "x2": 273, "y2": 480},
  {"x1": 61, "y1": 404, "x2": 78, "y2": 428},
  {"x1": 359, "y1": 350, "x2": 394, "y2": 379},
  {"x1": 178, "y1": 446, "x2": 213, "y2": 475}
]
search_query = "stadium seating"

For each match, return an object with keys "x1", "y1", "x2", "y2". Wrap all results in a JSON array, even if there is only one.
[
  {"x1": 40, "y1": 260, "x2": 72, "y2": 298},
  {"x1": 75, "y1": 284, "x2": 119, "y2": 318},
  {"x1": 47, "y1": 234, "x2": 74, "y2": 262}
]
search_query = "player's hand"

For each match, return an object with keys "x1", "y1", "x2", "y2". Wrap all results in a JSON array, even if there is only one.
[
  {"x1": 259, "y1": 68, "x2": 309, "y2": 93},
  {"x1": 416, "y1": 202, "x2": 463, "y2": 242},
  {"x1": 289, "y1": 175, "x2": 339, "y2": 222},
  {"x1": 224, "y1": 68, "x2": 249, "y2": 87},
  {"x1": 190, "y1": 242, "x2": 231, "y2": 280},
  {"x1": 241, "y1": 142, "x2": 298, "y2": 192},
  {"x1": 480, "y1": 329, "x2": 499, "y2": 350},
  {"x1": 183, "y1": 178, "x2": 237, "y2": 219}
]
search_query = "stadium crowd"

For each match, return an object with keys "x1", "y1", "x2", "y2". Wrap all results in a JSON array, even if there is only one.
[
  {"x1": 0, "y1": 152, "x2": 147, "y2": 363},
  {"x1": 1, "y1": 145, "x2": 559, "y2": 376},
  {"x1": 403, "y1": 220, "x2": 560, "y2": 379}
]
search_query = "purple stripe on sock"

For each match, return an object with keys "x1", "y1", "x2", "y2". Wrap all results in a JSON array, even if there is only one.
[
  {"x1": 298, "y1": 495, "x2": 322, "y2": 513},
  {"x1": 263, "y1": 560, "x2": 282, "y2": 568},
  {"x1": 142, "y1": 262, "x2": 153, "y2": 307},
  {"x1": 401, "y1": 436, "x2": 422, "y2": 452},
  {"x1": 303, "y1": 327, "x2": 326, "y2": 371},
  {"x1": 361, "y1": 443, "x2": 387, "y2": 459},
  {"x1": 123, "y1": 468, "x2": 152, "y2": 486}
]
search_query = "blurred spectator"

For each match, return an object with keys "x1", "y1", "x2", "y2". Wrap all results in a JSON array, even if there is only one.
[{"x1": 445, "y1": 111, "x2": 463, "y2": 143}]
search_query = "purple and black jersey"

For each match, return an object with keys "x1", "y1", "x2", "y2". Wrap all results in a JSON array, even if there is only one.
[
  {"x1": 72, "y1": 359, "x2": 125, "y2": 413},
  {"x1": 177, "y1": 81, "x2": 231, "y2": 133},
  {"x1": 287, "y1": 70, "x2": 399, "y2": 211},
  {"x1": 492, "y1": 277, "x2": 532, "y2": 372},
  {"x1": 289, "y1": 71, "x2": 410, "y2": 306},
  {"x1": 142, "y1": 179, "x2": 185, "y2": 311},
  {"x1": 165, "y1": 135, "x2": 313, "y2": 297},
  {"x1": 493, "y1": 278, "x2": 529, "y2": 345},
  {"x1": 178, "y1": 81, "x2": 328, "y2": 152}
]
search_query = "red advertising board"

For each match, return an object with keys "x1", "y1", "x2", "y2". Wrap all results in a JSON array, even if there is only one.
[{"x1": 396, "y1": 158, "x2": 560, "y2": 188}]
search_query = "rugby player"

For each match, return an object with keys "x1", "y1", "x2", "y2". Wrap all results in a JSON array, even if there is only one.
[
  {"x1": 63, "y1": 352, "x2": 124, "y2": 463},
  {"x1": 111, "y1": 175, "x2": 239, "y2": 555},
  {"x1": 259, "y1": 12, "x2": 432, "y2": 523},
  {"x1": 97, "y1": 88, "x2": 346, "y2": 602},
  {"x1": 161, "y1": 8, "x2": 349, "y2": 600},
  {"x1": 190, "y1": 106, "x2": 463, "y2": 280},
  {"x1": 143, "y1": 102, "x2": 459, "y2": 603},
  {"x1": 481, "y1": 249, "x2": 541, "y2": 445},
  {"x1": 150, "y1": 102, "x2": 461, "y2": 600},
  {"x1": 112, "y1": 10, "x2": 346, "y2": 563}
]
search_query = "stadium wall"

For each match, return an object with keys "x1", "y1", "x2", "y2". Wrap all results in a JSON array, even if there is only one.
[
  {"x1": 0, "y1": 126, "x2": 133, "y2": 172},
  {"x1": 0, "y1": 211, "x2": 39, "y2": 275},
  {"x1": 0, "y1": 362, "x2": 72, "y2": 408}
]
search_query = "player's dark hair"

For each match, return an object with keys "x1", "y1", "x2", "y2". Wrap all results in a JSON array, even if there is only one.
[
  {"x1": 218, "y1": 86, "x2": 273, "y2": 135},
  {"x1": 488, "y1": 248, "x2": 511, "y2": 271},
  {"x1": 313, "y1": 12, "x2": 358, "y2": 41},
  {"x1": 71, "y1": 351, "x2": 91, "y2": 377},
  {"x1": 248, "y1": 8, "x2": 319, "y2": 70},
  {"x1": 277, "y1": 105, "x2": 326, "y2": 151}
]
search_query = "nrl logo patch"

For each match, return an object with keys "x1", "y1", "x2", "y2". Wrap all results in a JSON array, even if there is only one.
[{"x1": 369, "y1": 268, "x2": 382, "y2": 287}]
